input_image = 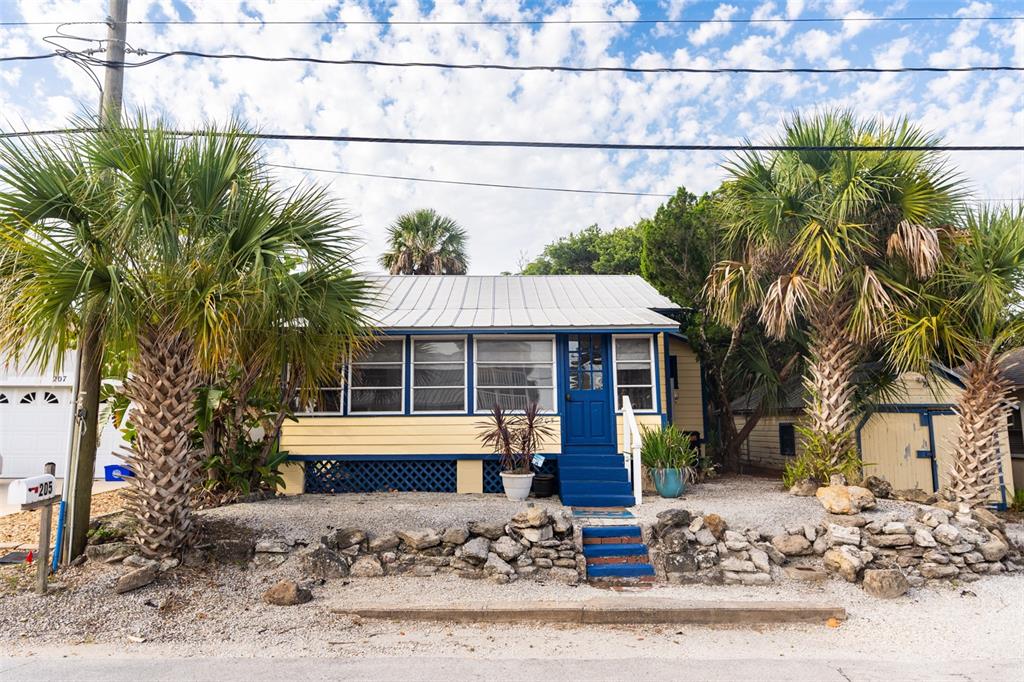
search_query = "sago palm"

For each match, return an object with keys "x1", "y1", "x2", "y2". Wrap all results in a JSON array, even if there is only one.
[
  {"x1": 888, "y1": 206, "x2": 1024, "y2": 506},
  {"x1": 0, "y1": 118, "x2": 372, "y2": 557},
  {"x1": 704, "y1": 111, "x2": 964, "y2": 478},
  {"x1": 379, "y1": 208, "x2": 469, "y2": 274}
]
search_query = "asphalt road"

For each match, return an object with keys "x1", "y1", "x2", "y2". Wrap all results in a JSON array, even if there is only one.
[{"x1": 1, "y1": 656, "x2": 1018, "y2": 681}]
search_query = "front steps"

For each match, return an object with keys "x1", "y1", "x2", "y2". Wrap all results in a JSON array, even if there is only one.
[
  {"x1": 558, "y1": 454, "x2": 635, "y2": 507},
  {"x1": 581, "y1": 525, "x2": 655, "y2": 585}
]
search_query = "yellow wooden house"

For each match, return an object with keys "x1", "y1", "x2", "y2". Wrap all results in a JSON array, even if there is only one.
[{"x1": 279, "y1": 275, "x2": 706, "y2": 505}]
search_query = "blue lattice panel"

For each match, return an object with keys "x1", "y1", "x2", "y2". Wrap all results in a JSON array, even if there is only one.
[
  {"x1": 305, "y1": 459, "x2": 457, "y2": 493},
  {"x1": 483, "y1": 458, "x2": 559, "y2": 493}
]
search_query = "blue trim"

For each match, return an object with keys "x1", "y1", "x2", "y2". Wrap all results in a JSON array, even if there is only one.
[
  {"x1": 654, "y1": 333, "x2": 666, "y2": 426},
  {"x1": 381, "y1": 327, "x2": 677, "y2": 336},
  {"x1": 299, "y1": 411, "x2": 562, "y2": 418},
  {"x1": 664, "y1": 336, "x2": 674, "y2": 426},
  {"x1": 466, "y1": 333, "x2": 475, "y2": 415},
  {"x1": 287, "y1": 453, "x2": 563, "y2": 461},
  {"x1": 402, "y1": 335, "x2": 412, "y2": 415}
]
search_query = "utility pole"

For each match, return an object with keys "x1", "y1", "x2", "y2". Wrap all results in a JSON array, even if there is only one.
[{"x1": 63, "y1": 0, "x2": 128, "y2": 562}]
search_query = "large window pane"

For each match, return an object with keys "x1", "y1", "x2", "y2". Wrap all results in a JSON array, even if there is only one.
[
  {"x1": 476, "y1": 365, "x2": 553, "y2": 387},
  {"x1": 617, "y1": 386, "x2": 653, "y2": 411},
  {"x1": 476, "y1": 340, "x2": 552, "y2": 363},
  {"x1": 615, "y1": 337, "x2": 651, "y2": 361},
  {"x1": 475, "y1": 338, "x2": 555, "y2": 412},
  {"x1": 616, "y1": 363, "x2": 652, "y2": 386},
  {"x1": 413, "y1": 338, "x2": 465, "y2": 412},
  {"x1": 350, "y1": 338, "x2": 404, "y2": 413},
  {"x1": 614, "y1": 336, "x2": 655, "y2": 411},
  {"x1": 413, "y1": 387, "x2": 465, "y2": 412}
]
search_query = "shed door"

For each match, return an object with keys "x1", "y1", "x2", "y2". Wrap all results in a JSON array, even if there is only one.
[
  {"x1": 0, "y1": 388, "x2": 73, "y2": 478},
  {"x1": 561, "y1": 334, "x2": 615, "y2": 453}
]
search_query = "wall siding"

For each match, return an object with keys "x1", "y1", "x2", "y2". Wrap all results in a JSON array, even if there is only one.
[
  {"x1": 733, "y1": 414, "x2": 803, "y2": 471},
  {"x1": 281, "y1": 416, "x2": 562, "y2": 456},
  {"x1": 860, "y1": 413, "x2": 935, "y2": 491},
  {"x1": 617, "y1": 414, "x2": 663, "y2": 453},
  {"x1": 668, "y1": 337, "x2": 704, "y2": 436}
]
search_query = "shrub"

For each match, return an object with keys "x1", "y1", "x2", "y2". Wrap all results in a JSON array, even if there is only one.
[{"x1": 640, "y1": 425, "x2": 699, "y2": 475}]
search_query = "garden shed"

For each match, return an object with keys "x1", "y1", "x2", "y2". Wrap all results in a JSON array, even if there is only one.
[
  {"x1": 0, "y1": 352, "x2": 76, "y2": 478},
  {"x1": 279, "y1": 275, "x2": 706, "y2": 506},
  {"x1": 733, "y1": 369, "x2": 1017, "y2": 508}
]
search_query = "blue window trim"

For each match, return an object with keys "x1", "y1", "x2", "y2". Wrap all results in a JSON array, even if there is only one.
[
  {"x1": 287, "y1": 453, "x2": 564, "y2": 462},
  {"x1": 664, "y1": 338, "x2": 674, "y2": 426},
  {"x1": 381, "y1": 326, "x2": 678, "y2": 336}
]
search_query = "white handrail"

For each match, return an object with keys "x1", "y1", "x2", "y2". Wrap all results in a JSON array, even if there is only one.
[{"x1": 621, "y1": 395, "x2": 643, "y2": 506}]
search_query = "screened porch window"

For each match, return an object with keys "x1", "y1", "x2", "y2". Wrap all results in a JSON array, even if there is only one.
[
  {"x1": 412, "y1": 338, "x2": 466, "y2": 413},
  {"x1": 614, "y1": 336, "x2": 655, "y2": 411},
  {"x1": 348, "y1": 338, "x2": 404, "y2": 413},
  {"x1": 475, "y1": 338, "x2": 555, "y2": 412}
]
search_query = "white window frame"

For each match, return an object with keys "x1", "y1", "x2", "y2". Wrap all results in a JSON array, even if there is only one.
[
  {"x1": 612, "y1": 334, "x2": 658, "y2": 414},
  {"x1": 346, "y1": 336, "x2": 406, "y2": 415},
  {"x1": 411, "y1": 336, "x2": 468, "y2": 414},
  {"x1": 473, "y1": 335, "x2": 558, "y2": 414}
]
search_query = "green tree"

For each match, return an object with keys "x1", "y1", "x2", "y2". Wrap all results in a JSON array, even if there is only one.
[
  {"x1": 704, "y1": 111, "x2": 964, "y2": 480},
  {"x1": 0, "y1": 119, "x2": 372, "y2": 557},
  {"x1": 889, "y1": 206, "x2": 1024, "y2": 506},
  {"x1": 521, "y1": 224, "x2": 641, "y2": 275},
  {"x1": 379, "y1": 208, "x2": 468, "y2": 274}
]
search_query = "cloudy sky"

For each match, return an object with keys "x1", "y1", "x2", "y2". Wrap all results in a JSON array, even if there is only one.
[{"x1": 0, "y1": 0, "x2": 1022, "y2": 273}]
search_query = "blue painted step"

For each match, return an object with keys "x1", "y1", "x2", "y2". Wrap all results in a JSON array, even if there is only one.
[
  {"x1": 582, "y1": 526, "x2": 641, "y2": 539},
  {"x1": 587, "y1": 563, "x2": 656, "y2": 579},
  {"x1": 562, "y1": 493, "x2": 636, "y2": 507},
  {"x1": 583, "y1": 543, "x2": 648, "y2": 558},
  {"x1": 559, "y1": 455, "x2": 627, "y2": 469},
  {"x1": 558, "y1": 466, "x2": 629, "y2": 482},
  {"x1": 560, "y1": 480, "x2": 633, "y2": 496}
]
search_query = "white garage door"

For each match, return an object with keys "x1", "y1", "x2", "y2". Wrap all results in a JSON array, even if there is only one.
[{"x1": 0, "y1": 387, "x2": 74, "y2": 478}]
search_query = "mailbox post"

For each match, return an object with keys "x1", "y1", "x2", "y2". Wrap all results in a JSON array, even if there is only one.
[{"x1": 7, "y1": 463, "x2": 61, "y2": 594}]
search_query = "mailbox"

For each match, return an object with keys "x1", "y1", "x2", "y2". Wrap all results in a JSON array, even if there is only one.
[{"x1": 7, "y1": 474, "x2": 58, "y2": 507}]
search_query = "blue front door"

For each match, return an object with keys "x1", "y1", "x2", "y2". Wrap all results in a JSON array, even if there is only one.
[{"x1": 561, "y1": 334, "x2": 616, "y2": 453}]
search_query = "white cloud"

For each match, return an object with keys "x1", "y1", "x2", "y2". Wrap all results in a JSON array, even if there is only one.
[
  {"x1": 687, "y1": 4, "x2": 740, "y2": 47},
  {"x1": 795, "y1": 29, "x2": 838, "y2": 62}
]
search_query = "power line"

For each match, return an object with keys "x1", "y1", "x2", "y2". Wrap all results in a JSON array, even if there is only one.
[
  {"x1": 2, "y1": 128, "x2": 1023, "y2": 152},
  {"x1": 7, "y1": 50, "x2": 1023, "y2": 76},
  {"x1": 269, "y1": 163, "x2": 674, "y2": 197},
  {"x1": 119, "y1": 50, "x2": 1024, "y2": 75},
  {"x1": 1, "y1": 15, "x2": 1022, "y2": 27}
]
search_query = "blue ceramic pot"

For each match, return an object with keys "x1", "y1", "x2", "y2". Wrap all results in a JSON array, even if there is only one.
[{"x1": 653, "y1": 468, "x2": 686, "y2": 498}]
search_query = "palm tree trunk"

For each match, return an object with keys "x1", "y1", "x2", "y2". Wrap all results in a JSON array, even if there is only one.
[
  {"x1": 120, "y1": 323, "x2": 202, "y2": 558},
  {"x1": 947, "y1": 353, "x2": 1009, "y2": 507},
  {"x1": 802, "y1": 300, "x2": 860, "y2": 474}
]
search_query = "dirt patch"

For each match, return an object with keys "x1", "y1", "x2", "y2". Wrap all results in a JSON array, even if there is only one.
[{"x1": 0, "y1": 489, "x2": 127, "y2": 546}]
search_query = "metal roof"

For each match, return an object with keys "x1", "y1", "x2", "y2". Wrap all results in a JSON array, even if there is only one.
[{"x1": 365, "y1": 275, "x2": 680, "y2": 331}]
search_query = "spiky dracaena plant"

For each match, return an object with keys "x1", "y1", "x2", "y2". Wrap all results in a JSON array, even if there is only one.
[
  {"x1": 379, "y1": 208, "x2": 469, "y2": 274},
  {"x1": 888, "y1": 207, "x2": 1024, "y2": 506},
  {"x1": 703, "y1": 111, "x2": 964, "y2": 475},
  {"x1": 0, "y1": 118, "x2": 372, "y2": 557}
]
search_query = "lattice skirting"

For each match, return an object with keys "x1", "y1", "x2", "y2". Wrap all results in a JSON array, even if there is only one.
[
  {"x1": 305, "y1": 459, "x2": 457, "y2": 493},
  {"x1": 483, "y1": 459, "x2": 559, "y2": 494}
]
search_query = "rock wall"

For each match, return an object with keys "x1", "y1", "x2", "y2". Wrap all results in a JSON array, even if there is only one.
[{"x1": 261, "y1": 506, "x2": 584, "y2": 586}]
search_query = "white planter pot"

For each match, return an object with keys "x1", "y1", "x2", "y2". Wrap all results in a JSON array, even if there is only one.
[{"x1": 500, "y1": 472, "x2": 535, "y2": 502}]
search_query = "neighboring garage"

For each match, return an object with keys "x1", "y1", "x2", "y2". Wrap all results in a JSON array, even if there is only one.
[{"x1": 1, "y1": 352, "x2": 124, "y2": 479}]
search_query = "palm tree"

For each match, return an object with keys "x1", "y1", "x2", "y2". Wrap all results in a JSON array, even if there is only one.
[
  {"x1": 0, "y1": 118, "x2": 372, "y2": 557},
  {"x1": 888, "y1": 206, "x2": 1024, "y2": 506},
  {"x1": 379, "y1": 208, "x2": 469, "y2": 274},
  {"x1": 704, "y1": 111, "x2": 964, "y2": 480}
]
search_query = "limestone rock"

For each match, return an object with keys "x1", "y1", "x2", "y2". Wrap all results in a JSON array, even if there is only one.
[
  {"x1": 789, "y1": 479, "x2": 819, "y2": 497},
  {"x1": 771, "y1": 533, "x2": 812, "y2": 556},
  {"x1": 255, "y1": 539, "x2": 291, "y2": 554},
  {"x1": 368, "y1": 534, "x2": 400, "y2": 553},
  {"x1": 863, "y1": 569, "x2": 908, "y2": 599},
  {"x1": 484, "y1": 552, "x2": 515, "y2": 576},
  {"x1": 695, "y1": 529, "x2": 717, "y2": 546},
  {"x1": 972, "y1": 507, "x2": 1004, "y2": 532},
  {"x1": 299, "y1": 546, "x2": 349, "y2": 579},
  {"x1": 115, "y1": 565, "x2": 157, "y2": 594},
  {"x1": 511, "y1": 506, "x2": 549, "y2": 529},
  {"x1": 468, "y1": 521, "x2": 505, "y2": 540},
  {"x1": 459, "y1": 537, "x2": 491, "y2": 564},
  {"x1": 263, "y1": 580, "x2": 312, "y2": 606},
  {"x1": 666, "y1": 553, "x2": 697, "y2": 573},
  {"x1": 980, "y1": 537, "x2": 1009, "y2": 562},
  {"x1": 324, "y1": 528, "x2": 367, "y2": 550},
  {"x1": 749, "y1": 547, "x2": 771, "y2": 573},
  {"x1": 350, "y1": 555, "x2": 384, "y2": 577},
  {"x1": 785, "y1": 565, "x2": 827, "y2": 582},
  {"x1": 893, "y1": 488, "x2": 937, "y2": 505},
  {"x1": 882, "y1": 522, "x2": 908, "y2": 535},
  {"x1": 824, "y1": 546, "x2": 864, "y2": 582},
  {"x1": 724, "y1": 571, "x2": 772, "y2": 586},
  {"x1": 719, "y1": 557, "x2": 756, "y2": 573},
  {"x1": 411, "y1": 565, "x2": 437, "y2": 577},
  {"x1": 827, "y1": 514, "x2": 867, "y2": 528},
  {"x1": 441, "y1": 527, "x2": 470, "y2": 545},
  {"x1": 861, "y1": 475, "x2": 893, "y2": 499},
  {"x1": 493, "y1": 536, "x2": 525, "y2": 561},
  {"x1": 933, "y1": 524, "x2": 961, "y2": 546},
  {"x1": 654, "y1": 509, "x2": 692, "y2": 537},
  {"x1": 123, "y1": 554, "x2": 158, "y2": 570},
  {"x1": 704, "y1": 514, "x2": 728, "y2": 539},
  {"x1": 816, "y1": 486, "x2": 856, "y2": 514},
  {"x1": 396, "y1": 528, "x2": 441, "y2": 550},
  {"x1": 520, "y1": 525, "x2": 554, "y2": 543},
  {"x1": 826, "y1": 524, "x2": 861, "y2": 547},
  {"x1": 552, "y1": 510, "x2": 573, "y2": 534},
  {"x1": 920, "y1": 562, "x2": 959, "y2": 579},
  {"x1": 914, "y1": 529, "x2": 938, "y2": 548},
  {"x1": 870, "y1": 534, "x2": 913, "y2": 548},
  {"x1": 87, "y1": 542, "x2": 134, "y2": 564}
]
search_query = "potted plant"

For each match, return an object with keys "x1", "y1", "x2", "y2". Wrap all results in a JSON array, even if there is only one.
[
  {"x1": 477, "y1": 402, "x2": 553, "y2": 501},
  {"x1": 640, "y1": 425, "x2": 698, "y2": 498},
  {"x1": 517, "y1": 402, "x2": 556, "y2": 497}
]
